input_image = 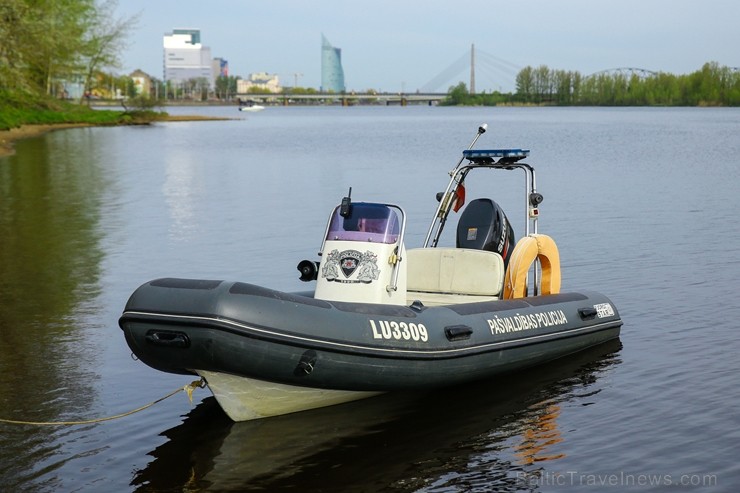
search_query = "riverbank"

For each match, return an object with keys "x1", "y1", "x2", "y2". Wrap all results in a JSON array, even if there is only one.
[{"x1": 0, "y1": 115, "x2": 232, "y2": 158}]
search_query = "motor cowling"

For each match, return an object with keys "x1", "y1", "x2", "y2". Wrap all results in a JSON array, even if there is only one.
[{"x1": 456, "y1": 198, "x2": 516, "y2": 268}]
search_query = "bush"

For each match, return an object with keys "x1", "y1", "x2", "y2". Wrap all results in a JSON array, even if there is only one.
[{"x1": 0, "y1": 89, "x2": 166, "y2": 130}]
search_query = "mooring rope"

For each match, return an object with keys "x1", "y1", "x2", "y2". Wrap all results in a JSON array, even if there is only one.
[{"x1": 0, "y1": 378, "x2": 206, "y2": 426}]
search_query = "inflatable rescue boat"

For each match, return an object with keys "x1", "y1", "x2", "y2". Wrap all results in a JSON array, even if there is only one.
[{"x1": 119, "y1": 124, "x2": 623, "y2": 421}]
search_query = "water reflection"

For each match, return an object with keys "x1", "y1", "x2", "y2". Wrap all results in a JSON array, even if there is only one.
[
  {"x1": 131, "y1": 392, "x2": 418, "y2": 491},
  {"x1": 515, "y1": 401, "x2": 565, "y2": 465},
  {"x1": 163, "y1": 145, "x2": 203, "y2": 242},
  {"x1": 132, "y1": 339, "x2": 621, "y2": 492},
  {"x1": 0, "y1": 129, "x2": 107, "y2": 485}
]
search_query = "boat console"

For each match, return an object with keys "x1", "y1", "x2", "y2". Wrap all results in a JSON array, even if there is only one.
[
  {"x1": 302, "y1": 145, "x2": 546, "y2": 304},
  {"x1": 312, "y1": 197, "x2": 407, "y2": 305}
]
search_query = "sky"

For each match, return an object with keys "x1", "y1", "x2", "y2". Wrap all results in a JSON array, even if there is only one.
[{"x1": 113, "y1": 0, "x2": 740, "y2": 93}]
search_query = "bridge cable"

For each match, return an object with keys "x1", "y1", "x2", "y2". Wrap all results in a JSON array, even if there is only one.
[
  {"x1": 421, "y1": 51, "x2": 470, "y2": 92},
  {"x1": 420, "y1": 47, "x2": 522, "y2": 92}
]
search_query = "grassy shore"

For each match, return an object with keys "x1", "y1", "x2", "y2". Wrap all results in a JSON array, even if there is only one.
[
  {"x1": 0, "y1": 94, "x2": 232, "y2": 158},
  {"x1": 0, "y1": 114, "x2": 234, "y2": 158}
]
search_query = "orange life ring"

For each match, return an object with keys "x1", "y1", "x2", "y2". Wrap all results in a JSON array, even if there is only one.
[{"x1": 503, "y1": 234, "x2": 561, "y2": 299}]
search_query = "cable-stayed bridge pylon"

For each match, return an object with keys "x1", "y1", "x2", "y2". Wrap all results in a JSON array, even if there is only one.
[{"x1": 420, "y1": 45, "x2": 522, "y2": 93}]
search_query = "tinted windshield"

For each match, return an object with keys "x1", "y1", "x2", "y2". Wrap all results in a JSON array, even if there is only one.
[{"x1": 326, "y1": 203, "x2": 400, "y2": 244}]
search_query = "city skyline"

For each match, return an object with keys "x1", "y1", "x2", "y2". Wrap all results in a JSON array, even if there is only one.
[{"x1": 115, "y1": 0, "x2": 740, "y2": 94}]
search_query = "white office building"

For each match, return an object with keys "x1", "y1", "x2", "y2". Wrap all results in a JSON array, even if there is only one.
[{"x1": 163, "y1": 28, "x2": 214, "y2": 88}]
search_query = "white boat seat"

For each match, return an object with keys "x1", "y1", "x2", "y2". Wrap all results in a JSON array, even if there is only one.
[{"x1": 405, "y1": 248, "x2": 504, "y2": 305}]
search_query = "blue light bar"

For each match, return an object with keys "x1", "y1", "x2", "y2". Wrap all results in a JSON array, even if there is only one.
[{"x1": 463, "y1": 149, "x2": 530, "y2": 160}]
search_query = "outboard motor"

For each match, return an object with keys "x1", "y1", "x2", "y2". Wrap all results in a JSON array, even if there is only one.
[
  {"x1": 456, "y1": 198, "x2": 515, "y2": 267},
  {"x1": 311, "y1": 199, "x2": 407, "y2": 305}
]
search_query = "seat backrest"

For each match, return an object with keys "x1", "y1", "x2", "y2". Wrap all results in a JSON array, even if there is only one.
[{"x1": 406, "y1": 248, "x2": 504, "y2": 296}]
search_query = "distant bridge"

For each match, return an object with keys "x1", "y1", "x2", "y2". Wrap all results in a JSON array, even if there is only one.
[
  {"x1": 238, "y1": 92, "x2": 448, "y2": 106},
  {"x1": 588, "y1": 67, "x2": 659, "y2": 79},
  {"x1": 238, "y1": 62, "x2": 672, "y2": 105}
]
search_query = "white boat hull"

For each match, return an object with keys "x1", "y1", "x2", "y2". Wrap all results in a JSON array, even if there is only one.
[{"x1": 196, "y1": 370, "x2": 381, "y2": 421}]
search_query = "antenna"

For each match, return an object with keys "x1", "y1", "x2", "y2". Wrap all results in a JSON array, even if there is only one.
[{"x1": 340, "y1": 187, "x2": 352, "y2": 217}]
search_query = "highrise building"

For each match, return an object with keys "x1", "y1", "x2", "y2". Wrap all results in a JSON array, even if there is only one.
[
  {"x1": 163, "y1": 28, "x2": 214, "y2": 87},
  {"x1": 214, "y1": 58, "x2": 229, "y2": 78},
  {"x1": 321, "y1": 34, "x2": 345, "y2": 93}
]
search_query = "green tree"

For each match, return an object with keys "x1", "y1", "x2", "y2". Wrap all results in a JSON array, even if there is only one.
[
  {"x1": 0, "y1": 0, "x2": 136, "y2": 101},
  {"x1": 533, "y1": 65, "x2": 552, "y2": 103},
  {"x1": 0, "y1": 0, "x2": 33, "y2": 91},
  {"x1": 441, "y1": 82, "x2": 469, "y2": 105},
  {"x1": 515, "y1": 66, "x2": 534, "y2": 102},
  {"x1": 78, "y1": 0, "x2": 139, "y2": 102},
  {"x1": 0, "y1": 0, "x2": 91, "y2": 94},
  {"x1": 215, "y1": 75, "x2": 240, "y2": 100},
  {"x1": 39, "y1": 0, "x2": 97, "y2": 96},
  {"x1": 553, "y1": 70, "x2": 573, "y2": 105},
  {"x1": 446, "y1": 62, "x2": 738, "y2": 107},
  {"x1": 184, "y1": 77, "x2": 210, "y2": 100}
]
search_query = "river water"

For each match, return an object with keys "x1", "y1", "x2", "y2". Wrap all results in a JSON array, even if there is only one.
[{"x1": 1, "y1": 105, "x2": 738, "y2": 491}]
